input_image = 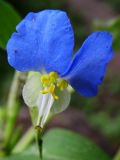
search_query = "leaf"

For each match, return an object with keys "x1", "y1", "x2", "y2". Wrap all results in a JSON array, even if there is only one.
[
  {"x1": 0, "y1": 0, "x2": 21, "y2": 49},
  {"x1": 43, "y1": 129, "x2": 111, "y2": 160},
  {"x1": 1, "y1": 129, "x2": 111, "y2": 160},
  {"x1": 0, "y1": 145, "x2": 39, "y2": 160},
  {"x1": 0, "y1": 154, "x2": 39, "y2": 160},
  {"x1": 114, "y1": 149, "x2": 120, "y2": 160}
]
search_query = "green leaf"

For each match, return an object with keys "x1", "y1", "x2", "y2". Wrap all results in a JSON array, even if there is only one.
[
  {"x1": 114, "y1": 149, "x2": 120, "y2": 160},
  {"x1": 43, "y1": 129, "x2": 111, "y2": 160},
  {"x1": 0, "y1": 0, "x2": 21, "y2": 49},
  {"x1": 1, "y1": 129, "x2": 111, "y2": 160},
  {"x1": 0, "y1": 145, "x2": 40, "y2": 160},
  {"x1": 0, "y1": 154, "x2": 39, "y2": 160}
]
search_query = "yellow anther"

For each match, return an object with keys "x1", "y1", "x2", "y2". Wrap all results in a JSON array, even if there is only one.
[
  {"x1": 40, "y1": 84, "x2": 59, "y2": 100},
  {"x1": 57, "y1": 79, "x2": 68, "y2": 90},
  {"x1": 41, "y1": 74, "x2": 50, "y2": 87},
  {"x1": 49, "y1": 72, "x2": 58, "y2": 82},
  {"x1": 40, "y1": 89, "x2": 49, "y2": 94},
  {"x1": 48, "y1": 84, "x2": 59, "y2": 100},
  {"x1": 48, "y1": 84, "x2": 55, "y2": 93},
  {"x1": 49, "y1": 72, "x2": 58, "y2": 79},
  {"x1": 40, "y1": 72, "x2": 68, "y2": 100},
  {"x1": 40, "y1": 84, "x2": 55, "y2": 95}
]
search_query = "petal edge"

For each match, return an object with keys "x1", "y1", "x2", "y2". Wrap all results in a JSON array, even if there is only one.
[{"x1": 63, "y1": 31, "x2": 114, "y2": 97}]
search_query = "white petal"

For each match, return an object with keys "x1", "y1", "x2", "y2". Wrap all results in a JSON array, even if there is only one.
[
  {"x1": 22, "y1": 72, "x2": 43, "y2": 107},
  {"x1": 36, "y1": 93, "x2": 54, "y2": 128},
  {"x1": 40, "y1": 94, "x2": 54, "y2": 128},
  {"x1": 51, "y1": 89, "x2": 71, "y2": 114},
  {"x1": 22, "y1": 72, "x2": 71, "y2": 128},
  {"x1": 37, "y1": 93, "x2": 49, "y2": 117}
]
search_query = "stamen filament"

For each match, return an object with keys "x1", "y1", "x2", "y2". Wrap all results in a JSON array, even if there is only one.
[
  {"x1": 37, "y1": 94, "x2": 49, "y2": 126},
  {"x1": 41, "y1": 94, "x2": 54, "y2": 127}
]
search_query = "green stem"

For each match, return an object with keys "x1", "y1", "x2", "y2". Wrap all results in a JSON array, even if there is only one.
[
  {"x1": 12, "y1": 127, "x2": 35, "y2": 154},
  {"x1": 35, "y1": 126, "x2": 43, "y2": 160},
  {"x1": 4, "y1": 71, "x2": 27, "y2": 151},
  {"x1": 9, "y1": 127, "x2": 21, "y2": 151},
  {"x1": 7, "y1": 71, "x2": 21, "y2": 109}
]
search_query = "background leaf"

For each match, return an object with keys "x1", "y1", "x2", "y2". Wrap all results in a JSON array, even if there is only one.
[
  {"x1": 43, "y1": 129, "x2": 111, "y2": 160},
  {"x1": 0, "y1": 0, "x2": 21, "y2": 49},
  {"x1": 1, "y1": 129, "x2": 111, "y2": 160}
]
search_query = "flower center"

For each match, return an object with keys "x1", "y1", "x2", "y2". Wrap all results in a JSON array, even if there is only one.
[{"x1": 40, "y1": 72, "x2": 68, "y2": 100}]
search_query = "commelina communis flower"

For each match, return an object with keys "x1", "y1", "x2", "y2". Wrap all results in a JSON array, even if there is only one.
[{"x1": 7, "y1": 10, "x2": 114, "y2": 128}]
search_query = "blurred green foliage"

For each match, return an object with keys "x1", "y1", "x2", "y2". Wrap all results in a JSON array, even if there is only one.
[
  {"x1": 0, "y1": 0, "x2": 21, "y2": 104},
  {"x1": 0, "y1": 0, "x2": 21, "y2": 49},
  {"x1": 71, "y1": 73, "x2": 120, "y2": 144},
  {"x1": 1, "y1": 129, "x2": 111, "y2": 160},
  {"x1": 104, "y1": 0, "x2": 120, "y2": 12}
]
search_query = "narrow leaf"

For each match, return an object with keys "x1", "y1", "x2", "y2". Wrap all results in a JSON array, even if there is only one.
[{"x1": 0, "y1": 0, "x2": 21, "y2": 49}]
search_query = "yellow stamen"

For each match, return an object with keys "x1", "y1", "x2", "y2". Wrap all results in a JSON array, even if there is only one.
[
  {"x1": 57, "y1": 79, "x2": 68, "y2": 90},
  {"x1": 52, "y1": 93, "x2": 59, "y2": 100},
  {"x1": 40, "y1": 74, "x2": 50, "y2": 87},
  {"x1": 49, "y1": 72, "x2": 58, "y2": 82},
  {"x1": 40, "y1": 72, "x2": 68, "y2": 100},
  {"x1": 40, "y1": 89, "x2": 49, "y2": 94},
  {"x1": 48, "y1": 84, "x2": 55, "y2": 93}
]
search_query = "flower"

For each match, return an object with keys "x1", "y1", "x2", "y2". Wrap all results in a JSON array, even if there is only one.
[{"x1": 6, "y1": 10, "x2": 113, "y2": 128}]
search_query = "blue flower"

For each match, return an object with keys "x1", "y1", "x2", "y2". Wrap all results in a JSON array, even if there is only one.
[
  {"x1": 7, "y1": 10, "x2": 113, "y2": 97},
  {"x1": 6, "y1": 10, "x2": 114, "y2": 127}
]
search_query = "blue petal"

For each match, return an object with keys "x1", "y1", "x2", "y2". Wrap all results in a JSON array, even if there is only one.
[
  {"x1": 62, "y1": 32, "x2": 114, "y2": 97},
  {"x1": 7, "y1": 10, "x2": 74, "y2": 73}
]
